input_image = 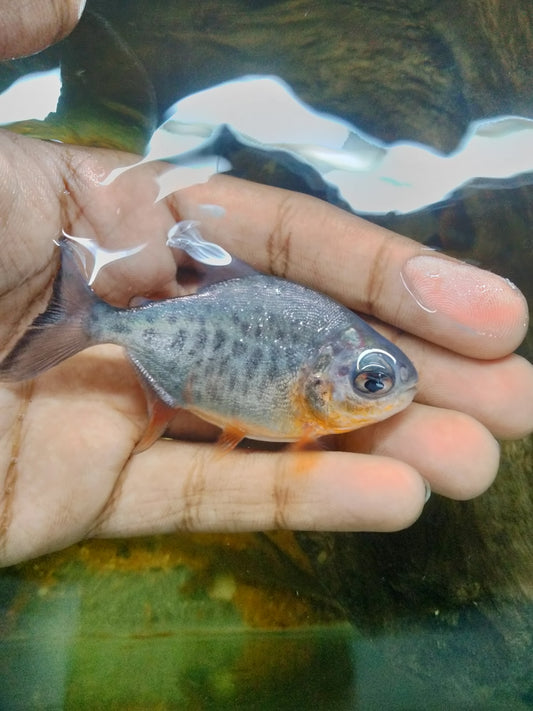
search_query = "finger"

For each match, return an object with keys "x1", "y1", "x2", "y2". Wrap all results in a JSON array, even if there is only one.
[
  {"x1": 172, "y1": 176, "x2": 528, "y2": 359},
  {"x1": 369, "y1": 320, "x2": 533, "y2": 440},
  {"x1": 411, "y1": 348, "x2": 533, "y2": 440},
  {"x1": 341, "y1": 403, "x2": 500, "y2": 500},
  {"x1": 0, "y1": 0, "x2": 85, "y2": 59},
  {"x1": 92, "y1": 441, "x2": 428, "y2": 537}
]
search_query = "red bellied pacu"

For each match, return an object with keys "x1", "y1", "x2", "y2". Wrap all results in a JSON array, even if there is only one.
[{"x1": 0, "y1": 238, "x2": 418, "y2": 450}]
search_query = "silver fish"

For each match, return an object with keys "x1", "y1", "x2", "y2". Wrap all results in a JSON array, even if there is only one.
[{"x1": 0, "y1": 239, "x2": 417, "y2": 449}]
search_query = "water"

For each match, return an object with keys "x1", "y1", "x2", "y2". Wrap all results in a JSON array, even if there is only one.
[{"x1": 0, "y1": 1, "x2": 532, "y2": 708}]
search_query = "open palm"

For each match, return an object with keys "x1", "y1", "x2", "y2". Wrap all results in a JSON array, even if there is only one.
[{"x1": 1, "y1": 130, "x2": 532, "y2": 567}]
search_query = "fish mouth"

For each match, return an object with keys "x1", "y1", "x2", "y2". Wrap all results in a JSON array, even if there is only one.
[{"x1": 402, "y1": 383, "x2": 418, "y2": 405}]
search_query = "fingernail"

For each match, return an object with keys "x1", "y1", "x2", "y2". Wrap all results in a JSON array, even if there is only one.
[
  {"x1": 401, "y1": 255, "x2": 527, "y2": 338},
  {"x1": 76, "y1": 0, "x2": 87, "y2": 19}
]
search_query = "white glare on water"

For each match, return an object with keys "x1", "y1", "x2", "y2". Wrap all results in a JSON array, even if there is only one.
[
  {"x1": 0, "y1": 68, "x2": 61, "y2": 123},
  {"x1": 151, "y1": 76, "x2": 533, "y2": 215},
  {"x1": 2, "y1": 71, "x2": 532, "y2": 214}
]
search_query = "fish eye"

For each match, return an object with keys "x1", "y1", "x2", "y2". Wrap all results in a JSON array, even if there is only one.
[
  {"x1": 352, "y1": 350, "x2": 396, "y2": 398},
  {"x1": 353, "y1": 370, "x2": 394, "y2": 395}
]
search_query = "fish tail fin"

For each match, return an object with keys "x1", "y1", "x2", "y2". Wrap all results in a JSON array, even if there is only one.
[{"x1": 0, "y1": 239, "x2": 101, "y2": 381}]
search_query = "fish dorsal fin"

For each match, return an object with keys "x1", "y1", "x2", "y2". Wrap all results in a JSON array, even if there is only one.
[{"x1": 167, "y1": 220, "x2": 258, "y2": 290}]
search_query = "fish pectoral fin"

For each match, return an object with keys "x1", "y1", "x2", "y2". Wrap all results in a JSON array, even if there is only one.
[
  {"x1": 286, "y1": 437, "x2": 323, "y2": 452},
  {"x1": 128, "y1": 353, "x2": 180, "y2": 452},
  {"x1": 215, "y1": 426, "x2": 247, "y2": 454},
  {"x1": 134, "y1": 397, "x2": 178, "y2": 453}
]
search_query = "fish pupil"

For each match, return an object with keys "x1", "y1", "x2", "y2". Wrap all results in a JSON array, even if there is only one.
[
  {"x1": 364, "y1": 375, "x2": 385, "y2": 393},
  {"x1": 353, "y1": 370, "x2": 393, "y2": 396}
]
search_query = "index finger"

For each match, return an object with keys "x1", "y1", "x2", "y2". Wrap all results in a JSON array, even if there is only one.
[{"x1": 171, "y1": 176, "x2": 528, "y2": 360}]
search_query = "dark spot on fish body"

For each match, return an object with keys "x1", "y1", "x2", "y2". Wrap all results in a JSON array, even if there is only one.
[
  {"x1": 245, "y1": 346, "x2": 264, "y2": 379},
  {"x1": 193, "y1": 327, "x2": 208, "y2": 351},
  {"x1": 112, "y1": 319, "x2": 132, "y2": 335},
  {"x1": 212, "y1": 329, "x2": 227, "y2": 352},
  {"x1": 240, "y1": 321, "x2": 252, "y2": 338},
  {"x1": 284, "y1": 345, "x2": 301, "y2": 369},
  {"x1": 185, "y1": 326, "x2": 206, "y2": 358},
  {"x1": 231, "y1": 339, "x2": 247, "y2": 358},
  {"x1": 190, "y1": 357, "x2": 238, "y2": 413},
  {"x1": 171, "y1": 328, "x2": 187, "y2": 350},
  {"x1": 267, "y1": 353, "x2": 281, "y2": 381},
  {"x1": 216, "y1": 353, "x2": 232, "y2": 375},
  {"x1": 220, "y1": 368, "x2": 251, "y2": 409},
  {"x1": 142, "y1": 327, "x2": 157, "y2": 343},
  {"x1": 263, "y1": 345, "x2": 300, "y2": 388}
]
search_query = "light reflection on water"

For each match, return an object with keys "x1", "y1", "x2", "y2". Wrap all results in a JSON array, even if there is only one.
[
  {"x1": 4, "y1": 69, "x2": 533, "y2": 215},
  {"x1": 0, "y1": 68, "x2": 61, "y2": 123}
]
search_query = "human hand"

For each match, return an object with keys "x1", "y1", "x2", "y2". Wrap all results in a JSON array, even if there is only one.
[{"x1": 1, "y1": 129, "x2": 532, "y2": 567}]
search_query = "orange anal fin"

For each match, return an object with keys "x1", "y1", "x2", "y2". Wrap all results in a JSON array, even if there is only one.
[
  {"x1": 134, "y1": 398, "x2": 178, "y2": 453},
  {"x1": 215, "y1": 426, "x2": 247, "y2": 454}
]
